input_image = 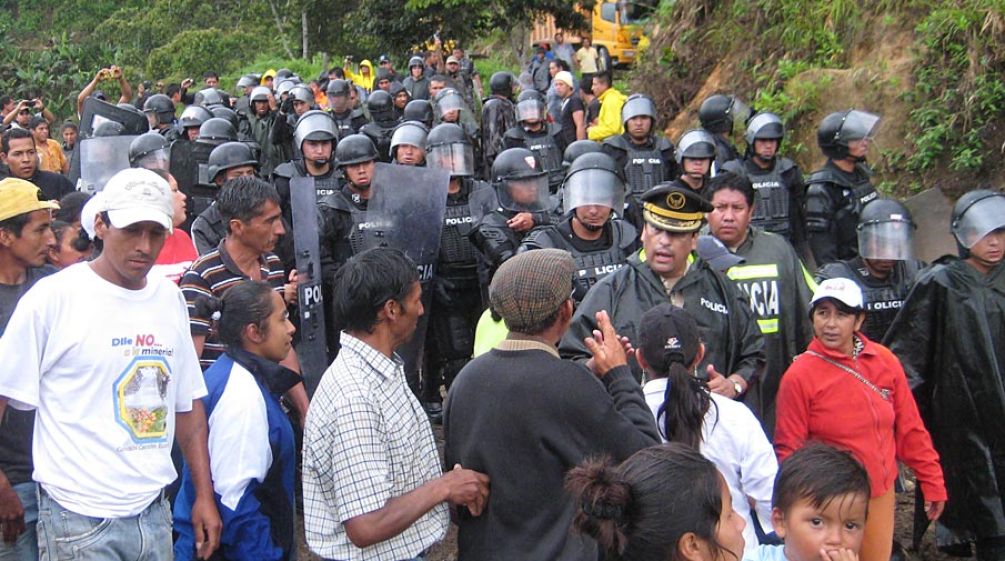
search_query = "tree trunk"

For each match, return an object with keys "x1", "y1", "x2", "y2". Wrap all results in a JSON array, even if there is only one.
[
  {"x1": 301, "y1": 9, "x2": 309, "y2": 59},
  {"x1": 322, "y1": 52, "x2": 330, "y2": 74},
  {"x1": 267, "y1": 0, "x2": 296, "y2": 59}
]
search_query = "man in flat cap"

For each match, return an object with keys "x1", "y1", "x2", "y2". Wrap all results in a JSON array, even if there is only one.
[
  {"x1": 560, "y1": 183, "x2": 765, "y2": 401},
  {"x1": 444, "y1": 248, "x2": 659, "y2": 560}
]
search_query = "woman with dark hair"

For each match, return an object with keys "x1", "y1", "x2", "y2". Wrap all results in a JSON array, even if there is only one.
[
  {"x1": 636, "y1": 303, "x2": 776, "y2": 558},
  {"x1": 566, "y1": 442, "x2": 746, "y2": 561},
  {"x1": 173, "y1": 280, "x2": 300, "y2": 561},
  {"x1": 775, "y1": 278, "x2": 947, "y2": 561},
  {"x1": 46, "y1": 219, "x2": 91, "y2": 268}
]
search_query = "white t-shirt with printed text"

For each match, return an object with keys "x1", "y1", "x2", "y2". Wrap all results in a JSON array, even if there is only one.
[{"x1": 0, "y1": 262, "x2": 207, "y2": 518}]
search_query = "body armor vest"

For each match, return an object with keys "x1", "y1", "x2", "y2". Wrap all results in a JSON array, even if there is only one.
[
  {"x1": 275, "y1": 162, "x2": 342, "y2": 201},
  {"x1": 724, "y1": 158, "x2": 794, "y2": 237},
  {"x1": 807, "y1": 165, "x2": 877, "y2": 259},
  {"x1": 822, "y1": 258, "x2": 921, "y2": 341},
  {"x1": 510, "y1": 127, "x2": 564, "y2": 191},
  {"x1": 607, "y1": 135, "x2": 670, "y2": 198},
  {"x1": 438, "y1": 182, "x2": 485, "y2": 280},
  {"x1": 526, "y1": 219, "x2": 636, "y2": 301}
]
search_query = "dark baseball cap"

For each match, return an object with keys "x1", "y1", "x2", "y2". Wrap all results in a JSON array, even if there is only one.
[{"x1": 638, "y1": 304, "x2": 701, "y2": 374}]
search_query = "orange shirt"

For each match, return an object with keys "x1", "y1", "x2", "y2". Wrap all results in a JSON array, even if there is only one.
[{"x1": 37, "y1": 138, "x2": 68, "y2": 174}]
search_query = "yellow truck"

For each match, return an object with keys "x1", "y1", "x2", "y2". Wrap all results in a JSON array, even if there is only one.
[{"x1": 531, "y1": 1, "x2": 649, "y2": 69}]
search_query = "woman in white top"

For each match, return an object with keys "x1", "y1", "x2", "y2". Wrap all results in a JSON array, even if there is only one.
[{"x1": 636, "y1": 303, "x2": 777, "y2": 559}]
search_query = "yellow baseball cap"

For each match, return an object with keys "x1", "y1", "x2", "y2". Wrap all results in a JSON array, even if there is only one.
[{"x1": 0, "y1": 178, "x2": 59, "y2": 223}]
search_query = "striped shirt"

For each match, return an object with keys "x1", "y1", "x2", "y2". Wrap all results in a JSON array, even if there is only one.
[
  {"x1": 180, "y1": 241, "x2": 286, "y2": 369},
  {"x1": 302, "y1": 332, "x2": 448, "y2": 560}
]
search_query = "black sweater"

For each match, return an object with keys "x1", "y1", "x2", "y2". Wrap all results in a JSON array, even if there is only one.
[{"x1": 443, "y1": 347, "x2": 659, "y2": 561}]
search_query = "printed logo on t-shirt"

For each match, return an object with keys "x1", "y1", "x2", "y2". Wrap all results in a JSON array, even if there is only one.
[{"x1": 112, "y1": 333, "x2": 176, "y2": 445}]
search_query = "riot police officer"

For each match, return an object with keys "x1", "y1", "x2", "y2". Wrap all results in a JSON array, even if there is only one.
[
  {"x1": 196, "y1": 117, "x2": 238, "y2": 147},
  {"x1": 360, "y1": 90, "x2": 399, "y2": 163},
  {"x1": 469, "y1": 147, "x2": 552, "y2": 283},
  {"x1": 721, "y1": 111, "x2": 808, "y2": 254},
  {"x1": 816, "y1": 198, "x2": 924, "y2": 342},
  {"x1": 190, "y1": 142, "x2": 260, "y2": 254},
  {"x1": 698, "y1": 93, "x2": 747, "y2": 171},
  {"x1": 177, "y1": 105, "x2": 213, "y2": 142},
  {"x1": 390, "y1": 121, "x2": 428, "y2": 166},
  {"x1": 503, "y1": 95, "x2": 564, "y2": 192},
  {"x1": 673, "y1": 129, "x2": 717, "y2": 195},
  {"x1": 805, "y1": 109, "x2": 880, "y2": 266},
  {"x1": 272, "y1": 85, "x2": 317, "y2": 160},
  {"x1": 519, "y1": 152, "x2": 638, "y2": 302},
  {"x1": 318, "y1": 135, "x2": 379, "y2": 263},
  {"x1": 240, "y1": 86, "x2": 289, "y2": 178},
  {"x1": 273, "y1": 110, "x2": 341, "y2": 230},
  {"x1": 142, "y1": 94, "x2": 179, "y2": 140},
  {"x1": 481, "y1": 71, "x2": 517, "y2": 174},
  {"x1": 421, "y1": 122, "x2": 496, "y2": 422},
  {"x1": 325, "y1": 79, "x2": 368, "y2": 137},
  {"x1": 403, "y1": 99, "x2": 434, "y2": 129},
  {"x1": 602, "y1": 94, "x2": 677, "y2": 202},
  {"x1": 128, "y1": 131, "x2": 171, "y2": 171}
]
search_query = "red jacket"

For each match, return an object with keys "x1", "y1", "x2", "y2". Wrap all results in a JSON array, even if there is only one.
[{"x1": 775, "y1": 335, "x2": 947, "y2": 501}]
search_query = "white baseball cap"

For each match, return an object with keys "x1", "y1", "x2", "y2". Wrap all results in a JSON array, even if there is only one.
[
  {"x1": 99, "y1": 168, "x2": 174, "y2": 233},
  {"x1": 810, "y1": 277, "x2": 864, "y2": 310}
]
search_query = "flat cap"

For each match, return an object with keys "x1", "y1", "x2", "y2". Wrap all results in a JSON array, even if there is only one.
[{"x1": 489, "y1": 249, "x2": 575, "y2": 332}]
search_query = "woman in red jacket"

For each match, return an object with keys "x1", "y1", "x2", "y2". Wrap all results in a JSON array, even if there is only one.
[{"x1": 775, "y1": 278, "x2": 947, "y2": 561}]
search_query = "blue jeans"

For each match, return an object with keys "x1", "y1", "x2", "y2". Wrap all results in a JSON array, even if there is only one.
[
  {"x1": 0, "y1": 482, "x2": 38, "y2": 561},
  {"x1": 37, "y1": 489, "x2": 171, "y2": 561}
]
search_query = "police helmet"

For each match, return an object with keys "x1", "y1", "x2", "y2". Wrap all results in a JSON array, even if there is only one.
[
  {"x1": 426, "y1": 123, "x2": 472, "y2": 177},
  {"x1": 857, "y1": 198, "x2": 916, "y2": 261},
  {"x1": 675, "y1": 129, "x2": 716, "y2": 164},
  {"x1": 249, "y1": 86, "x2": 272, "y2": 103},
  {"x1": 128, "y1": 132, "x2": 170, "y2": 168},
  {"x1": 276, "y1": 79, "x2": 298, "y2": 98},
  {"x1": 698, "y1": 94, "x2": 739, "y2": 134},
  {"x1": 951, "y1": 190, "x2": 1005, "y2": 251},
  {"x1": 207, "y1": 142, "x2": 259, "y2": 183},
  {"x1": 745, "y1": 111, "x2": 785, "y2": 146},
  {"x1": 236, "y1": 75, "x2": 257, "y2": 89},
  {"x1": 563, "y1": 152, "x2": 625, "y2": 214},
  {"x1": 390, "y1": 121, "x2": 430, "y2": 157},
  {"x1": 403, "y1": 99, "x2": 434, "y2": 128},
  {"x1": 210, "y1": 106, "x2": 239, "y2": 130},
  {"x1": 178, "y1": 105, "x2": 213, "y2": 130},
  {"x1": 194, "y1": 88, "x2": 226, "y2": 108},
  {"x1": 294, "y1": 110, "x2": 338, "y2": 149},
  {"x1": 489, "y1": 72, "x2": 515, "y2": 97},
  {"x1": 621, "y1": 94, "x2": 656, "y2": 125},
  {"x1": 335, "y1": 134, "x2": 378, "y2": 166},
  {"x1": 562, "y1": 139, "x2": 604, "y2": 168},
  {"x1": 817, "y1": 109, "x2": 880, "y2": 160},
  {"x1": 517, "y1": 89, "x2": 545, "y2": 104},
  {"x1": 289, "y1": 85, "x2": 314, "y2": 105},
  {"x1": 326, "y1": 79, "x2": 351, "y2": 97},
  {"x1": 197, "y1": 118, "x2": 238, "y2": 145},
  {"x1": 142, "y1": 94, "x2": 176, "y2": 125}
]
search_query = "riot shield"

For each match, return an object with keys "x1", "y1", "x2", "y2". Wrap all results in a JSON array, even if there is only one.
[
  {"x1": 170, "y1": 141, "x2": 217, "y2": 232},
  {"x1": 362, "y1": 163, "x2": 451, "y2": 279},
  {"x1": 289, "y1": 177, "x2": 329, "y2": 396},
  {"x1": 78, "y1": 97, "x2": 149, "y2": 138},
  {"x1": 73, "y1": 136, "x2": 138, "y2": 194},
  {"x1": 363, "y1": 163, "x2": 450, "y2": 396}
]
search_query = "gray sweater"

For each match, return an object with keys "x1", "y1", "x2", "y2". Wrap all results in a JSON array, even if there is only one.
[{"x1": 443, "y1": 346, "x2": 659, "y2": 561}]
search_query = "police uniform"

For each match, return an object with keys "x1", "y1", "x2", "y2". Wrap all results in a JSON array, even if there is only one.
[
  {"x1": 519, "y1": 216, "x2": 638, "y2": 302},
  {"x1": 721, "y1": 156, "x2": 807, "y2": 254},
  {"x1": 560, "y1": 186, "x2": 765, "y2": 386},
  {"x1": 724, "y1": 227, "x2": 815, "y2": 436},
  {"x1": 328, "y1": 108, "x2": 368, "y2": 137},
  {"x1": 480, "y1": 97, "x2": 517, "y2": 175},
  {"x1": 805, "y1": 160, "x2": 878, "y2": 266},
  {"x1": 502, "y1": 125, "x2": 564, "y2": 192},
  {"x1": 602, "y1": 133, "x2": 678, "y2": 199}
]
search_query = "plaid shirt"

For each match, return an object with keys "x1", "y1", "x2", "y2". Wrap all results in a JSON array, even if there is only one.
[{"x1": 302, "y1": 332, "x2": 448, "y2": 560}]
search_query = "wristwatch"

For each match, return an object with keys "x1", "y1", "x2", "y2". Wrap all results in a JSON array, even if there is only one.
[{"x1": 732, "y1": 380, "x2": 744, "y2": 398}]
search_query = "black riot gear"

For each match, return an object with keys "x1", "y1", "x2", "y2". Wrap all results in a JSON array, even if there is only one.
[
  {"x1": 210, "y1": 106, "x2": 239, "y2": 130},
  {"x1": 517, "y1": 89, "x2": 545, "y2": 104},
  {"x1": 621, "y1": 94, "x2": 656, "y2": 124},
  {"x1": 805, "y1": 160, "x2": 878, "y2": 265},
  {"x1": 289, "y1": 85, "x2": 314, "y2": 106},
  {"x1": 403, "y1": 99, "x2": 434, "y2": 128},
  {"x1": 699, "y1": 94, "x2": 744, "y2": 134},
  {"x1": 335, "y1": 134, "x2": 378, "y2": 166},
  {"x1": 676, "y1": 129, "x2": 716, "y2": 163},
  {"x1": 294, "y1": 110, "x2": 337, "y2": 168},
  {"x1": 817, "y1": 109, "x2": 880, "y2": 161},
  {"x1": 194, "y1": 88, "x2": 226, "y2": 108},
  {"x1": 390, "y1": 121, "x2": 429, "y2": 161},
  {"x1": 142, "y1": 94, "x2": 176, "y2": 125},
  {"x1": 128, "y1": 132, "x2": 170, "y2": 169},
  {"x1": 563, "y1": 140, "x2": 603, "y2": 169},
  {"x1": 427, "y1": 123, "x2": 473, "y2": 177},
  {"x1": 489, "y1": 72, "x2": 515, "y2": 98},
  {"x1": 745, "y1": 111, "x2": 785, "y2": 147},
  {"x1": 722, "y1": 156, "x2": 801, "y2": 240},
  {"x1": 367, "y1": 90, "x2": 395, "y2": 123},
  {"x1": 563, "y1": 152, "x2": 625, "y2": 214},
  {"x1": 326, "y1": 79, "x2": 350, "y2": 97},
  {"x1": 491, "y1": 147, "x2": 551, "y2": 213},
  {"x1": 951, "y1": 189, "x2": 1005, "y2": 254},
  {"x1": 207, "y1": 142, "x2": 259, "y2": 183},
  {"x1": 857, "y1": 198, "x2": 916, "y2": 260},
  {"x1": 197, "y1": 118, "x2": 238, "y2": 146},
  {"x1": 178, "y1": 105, "x2": 213, "y2": 132}
]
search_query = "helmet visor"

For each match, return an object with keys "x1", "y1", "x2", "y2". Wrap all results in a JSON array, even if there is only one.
[
  {"x1": 135, "y1": 147, "x2": 171, "y2": 172},
  {"x1": 840, "y1": 110, "x2": 880, "y2": 141},
  {"x1": 438, "y1": 93, "x2": 466, "y2": 114},
  {"x1": 858, "y1": 220, "x2": 915, "y2": 260},
  {"x1": 954, "y1": 195, "x2": 1005, "y2": 248},
  {"x1": 729, "y1": 98, "x2": 752, "y2": 136},
  {"x1": 745, "y1": 112, "x2": 784, "y2": 144},
  {"x1": 563, "y1": 169, "x2": 625, "y2": 214},
  {"x1": 516, "y1": 100, "x2": 546, "y2": 122},
  {"x1": 500, "y1": 175, "x2": 550, "y2": 212},
  {"x1": 428, "y1": 143, "x2": 474, "y2": 176},
  {"x1": 390, "y1": 126, "x2": 428, "y2": 152}
]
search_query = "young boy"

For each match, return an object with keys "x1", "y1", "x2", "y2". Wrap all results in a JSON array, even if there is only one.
[{"x1": 746, "y1": 443, "x2": 870, "y2": 561}]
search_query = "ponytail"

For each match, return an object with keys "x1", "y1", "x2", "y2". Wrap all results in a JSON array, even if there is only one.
[{"x1": 565, "y1": 456, "x2": 633, "y2": 555}]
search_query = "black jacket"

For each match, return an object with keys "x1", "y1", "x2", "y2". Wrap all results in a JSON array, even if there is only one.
[
  {"x1": 885, "y1": 257, "x2": 1005, "y2": 539},
  {"x1": 560, "y1": 252, "x2": 765, "y2": 384}
]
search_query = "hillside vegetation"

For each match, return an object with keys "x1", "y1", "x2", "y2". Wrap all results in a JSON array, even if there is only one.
[{"x1": 631, "y1": 0, "x2": 1005, "y2": 196}]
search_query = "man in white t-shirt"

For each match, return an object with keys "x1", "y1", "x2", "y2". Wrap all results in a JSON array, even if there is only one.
[{"x1": 0, "y1": 168, "x2": 221, "y2": 560}]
